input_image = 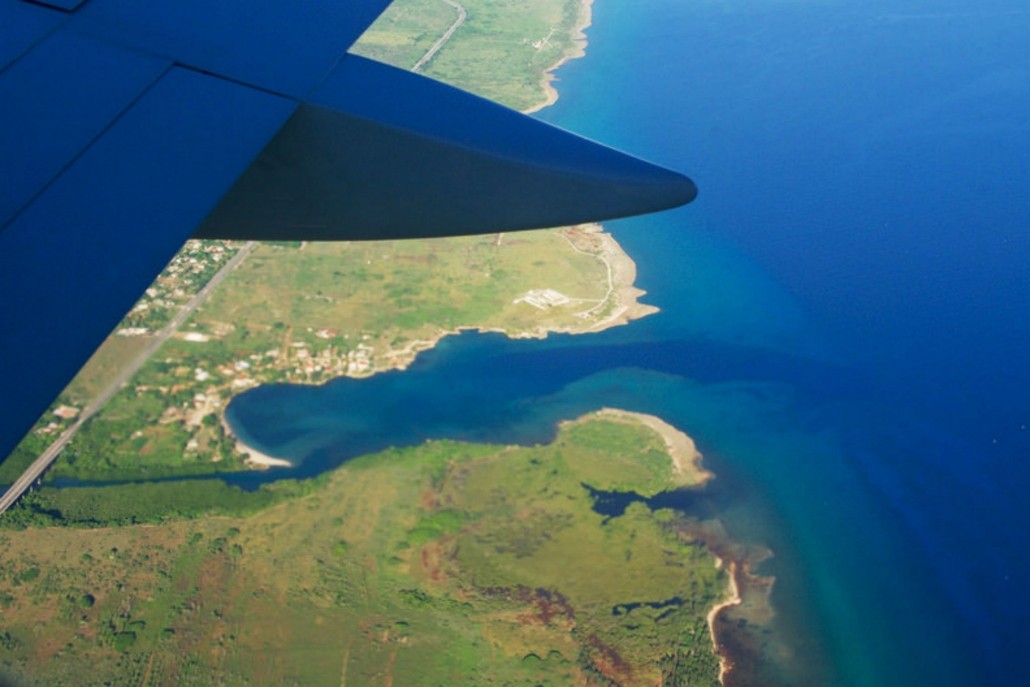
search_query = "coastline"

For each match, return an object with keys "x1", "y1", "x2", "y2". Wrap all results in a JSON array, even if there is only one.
[
  {"x1": 563, "y1": 408, "x2": 773, "y2": 685},
  {"x1": 585, "y1": 408, "x2": 772, "y2": 685},
  {"x1": 592, "y1": 407, "x2": 713, "y2": 487},
  {"x1": 707, "y1": 560, "x2": 743, "y2": 685},
  {"x1": 365, "y1": 225, "x2": 657, "y2": 376},
  {"x1": 712, "y1": 557, "x2": 777, "y2": 687},
  {"x1": 524, "y1": 0, "x2": 595, "y2": 115},
  {"x1": 221, "y1": 416, "x2": 292, "y2": 469},
  {"x1": 690, "y1": 520, "x2": 777, "y2": 687},
  {"x1": 235, "y1": 441, "x2": 292, "y2": 470}
]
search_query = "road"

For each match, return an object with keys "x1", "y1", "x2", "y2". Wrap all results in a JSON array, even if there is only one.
[
  {"x1": 0, "y1": 241, "x2": 257, "y2": 517},
  {"x1": 412, "y1": 0, "x2": 467, "y2": 73},
  {"x1": 558, "y1": 230, "x2": 615, "y2": 318},
  {"x1": 2, "y1": 4, "x2": 474, "y2": 517}
]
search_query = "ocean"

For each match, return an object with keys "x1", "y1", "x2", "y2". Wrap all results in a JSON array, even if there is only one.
[{"x1": 228, "y1": 0, "x2": 1030, "y2": 683}]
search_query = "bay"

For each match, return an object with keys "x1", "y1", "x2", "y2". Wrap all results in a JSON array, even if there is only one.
[{"x1": 229, "y1": 0, "x2": 1030, "y2": 683}]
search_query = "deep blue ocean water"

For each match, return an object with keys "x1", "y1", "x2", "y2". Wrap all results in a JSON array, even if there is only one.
[{"x1": 228, "y1": 0, "x2": 1030, "y2": 683}]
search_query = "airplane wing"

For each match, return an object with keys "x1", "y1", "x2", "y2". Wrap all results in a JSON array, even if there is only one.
[{"x1": 0, "y1": 0, "x2": 697, "y2": 463}]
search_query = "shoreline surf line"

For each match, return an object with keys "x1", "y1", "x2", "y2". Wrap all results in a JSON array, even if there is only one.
[
  {"x1": 700, "y1": 536, "x2": 777, "y2": 687},
  {"x1": 525, "y1": 0, "x2": 595, "y2": 114},
  {"x1": 592, "y1": 407, "x2": 714, "y2": 487},
  {"x1": 708, "y1": 559, "x2": 743, "y2": 685},
  {"x1": 220, "y1": 415, "x2": 292, "y2": 469}
]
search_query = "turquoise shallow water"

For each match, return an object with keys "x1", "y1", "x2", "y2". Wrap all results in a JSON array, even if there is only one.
[
  {"x1": 229, "y1": 0, "x2": 1030, "y2": 683},
  {"x1": 540, "y1": 0, "x2": 1030, "y2": 682}
]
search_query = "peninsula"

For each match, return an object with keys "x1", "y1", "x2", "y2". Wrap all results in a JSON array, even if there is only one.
[{"x1": 0, "y1": 411, "x2": 727, "y2": 686}]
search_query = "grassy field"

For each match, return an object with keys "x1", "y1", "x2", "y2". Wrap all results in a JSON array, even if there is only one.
[
  {"x1": 201, "y1": 231, "x2": 616, "y2": 351},
  {"x1": 352, "y1": 0, "x2": 463, "y2": 71},
  {"x1": 354, "y1": 0, "x2": 589, "y2": 111},
  {"x1": 0, "y1": 415, "x2": 722, "y2": 686}
]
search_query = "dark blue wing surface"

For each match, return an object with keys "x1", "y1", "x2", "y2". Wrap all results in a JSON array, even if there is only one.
[
  {"x1": 0, "y1": 0, "x2": 696, "y2": 463},
  {"x1": 199, "y1": 55, "x2": 696, "y2": 240},
  {"x1": 0, "y1": 66, "x2": 295, "y2": 463},
  {"x1": 0, "y1": 1, "x2": 64, "y2": 71},
  {"x1": 0, "y1": 30, "x2": 169, "y2": 226},
  {"x1": 72, "y1": 0, "x2": 394, "y2": 97}
]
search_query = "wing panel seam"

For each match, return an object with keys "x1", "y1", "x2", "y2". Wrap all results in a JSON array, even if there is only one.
[{"x1": 0, "y1": 61, "x2": 173, "y2": 234}]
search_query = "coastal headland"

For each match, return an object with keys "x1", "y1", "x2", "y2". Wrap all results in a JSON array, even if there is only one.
[
  {"x1": 571, "y1": 408, "x2": 777, "y2": 684},
  {"x1": 525, "y1": 0, "x2": 595, "y2": 113},
  {"x1": 2, "y1": 412, "x2": 734, "y2": 686},
  {"x1": 589, "y1": 408, "x2": 714, "y2": 488}
]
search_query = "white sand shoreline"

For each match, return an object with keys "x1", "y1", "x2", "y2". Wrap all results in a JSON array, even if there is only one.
[
  {"x1": 221, "y1": 415, "x2": 293, "y2": 469},
  {"x1": 236, "y1": 441, "x2": 292, "y2": 469}
]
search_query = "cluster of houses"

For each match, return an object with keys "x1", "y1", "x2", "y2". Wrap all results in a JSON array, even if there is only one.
[{"x1": 118, "y1": 241, "x2": 235, "y2": 336}]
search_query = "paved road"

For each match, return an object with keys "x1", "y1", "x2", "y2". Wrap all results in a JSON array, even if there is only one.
[
  {"x1": 412, "y1": 0, "x2": 467, "y2": 73},
  {"x1": 0, "y1": 241, "x2": 257, "y2": 517}
]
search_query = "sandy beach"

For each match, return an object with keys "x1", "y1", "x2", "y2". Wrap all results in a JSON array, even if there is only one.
[
  {"x1": 221, "y1": 414, "x2": 292, "y2": 469},
  {"x1": 235, "y1": 440, "x2": 292, "y2": 469},
  {"x1": 708, "y1": 560, "x2": 743, "y2": 685},
  {"x1": 691, "y1": 521, "x2": 777, "y2": 687}
]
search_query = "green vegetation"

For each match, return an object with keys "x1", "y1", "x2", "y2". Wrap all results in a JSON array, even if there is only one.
[
  {"x1": 561, "y1": 418, "x2": 687, "y2": 496},
  {"x1": 354, "y1": 0, "x2": 589, "y2": 111},
  {"x1": 0, "y1": 414, "x2": 723, "y2": 686},
  {"x1": 2, "y1": 478, "x2": 321, "y2": 529},
  {"x1": 351, "y1": 0, "x2": 463, "y2": 71},
  {"x1": 197, "y1": 230, "x2": 620, "y2": 364}
]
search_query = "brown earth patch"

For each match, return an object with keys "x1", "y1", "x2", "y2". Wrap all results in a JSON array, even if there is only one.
[{"x1": 587, "y1": 634, "x2": 633, "y2": 684}]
